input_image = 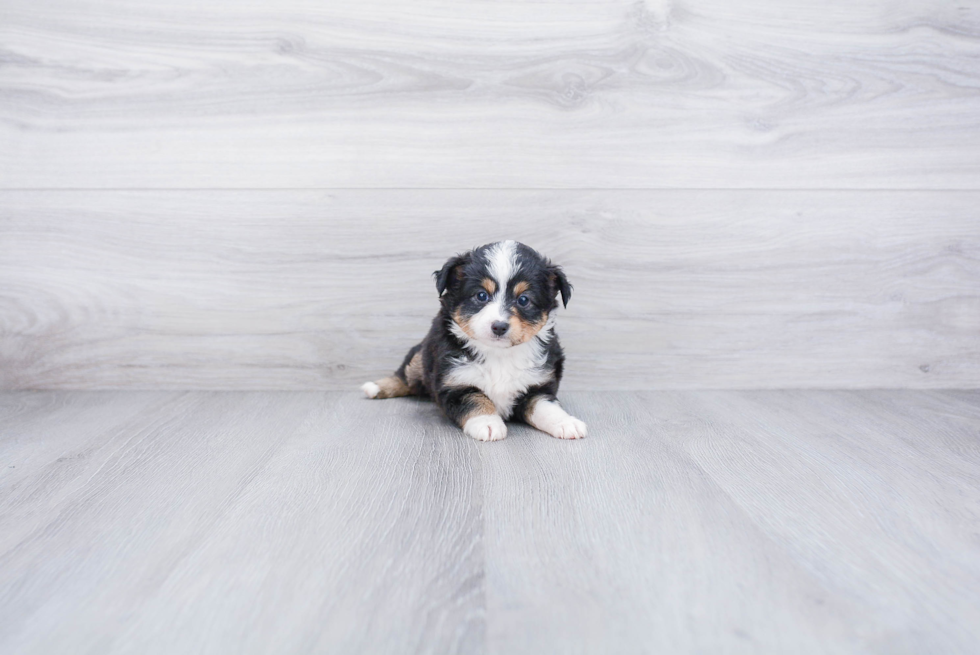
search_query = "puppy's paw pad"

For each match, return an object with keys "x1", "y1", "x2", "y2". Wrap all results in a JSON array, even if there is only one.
[
  {"x1": 464, "y1": 414, "x2": 508, "y2": 442},
  {"x1": 361, "y1": 382, "x2": 381, "y2": 399},
  {"x1": 551, "y1": 416, "x2": 587, "y2": 440}
]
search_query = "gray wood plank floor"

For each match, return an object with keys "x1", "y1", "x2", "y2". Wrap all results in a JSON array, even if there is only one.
[{"x1": 2, "y1": 390, "x2": 978, "y2": 654}]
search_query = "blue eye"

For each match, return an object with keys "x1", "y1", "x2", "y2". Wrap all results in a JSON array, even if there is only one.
[
  {"x1": 517, "y1": 295, "x2": 530, "y2": 307},
  {"x1": 476, "y1": 291, "x2": 489, "y2": 302}
]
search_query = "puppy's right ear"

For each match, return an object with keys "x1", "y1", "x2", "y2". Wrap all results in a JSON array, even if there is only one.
[{"x1": 434, "y1": 253, "x2": 469, "y2": 296}]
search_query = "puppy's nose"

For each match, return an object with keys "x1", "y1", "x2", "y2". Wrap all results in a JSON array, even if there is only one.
[{"x1": 491, "y1": 321, "x2": 509, "y2": 337}]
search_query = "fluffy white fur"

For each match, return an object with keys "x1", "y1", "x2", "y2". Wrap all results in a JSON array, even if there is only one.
[
  {"x1": 487, "y1": 240, "x2": 517, "y2": 293},
  {"x1": 463, "y1": 414, "x2": 508, "y2": 441},
  {"x1": 361, "y1": 381, "x2": 380, "y2": 398},
  {"x1": 447, "y1": 319, "x2": 555, "y2": 419},
  {"x1": 527, "y1": 399, "x2": 587, "y2": 439}
]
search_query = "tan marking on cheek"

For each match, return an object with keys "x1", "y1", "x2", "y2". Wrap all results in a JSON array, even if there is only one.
[
  {"x1": 508, "y1": 315, "x2": 526, "y2": 345},
  {"x1": 405, "y1": 352, "x2": 423, "y2": 385},
  {"x1": 453, "y1": 308, "x2": 477, "y2": 339},
  {"x1": 373, "y1": 376, "x2": 411, "y2": 398},
  {"x1": 481, "y1": 278, "x2": 497, "y2": 294},
  {"x1": 462, "y1": 392, "x2": 497, "y2": 423},
  {"x1": 508, "y1": 312, "x2": 549, "y2": 345},
  {"x1": 513, "y1": 281, "x2": 530, "y2": 296}
]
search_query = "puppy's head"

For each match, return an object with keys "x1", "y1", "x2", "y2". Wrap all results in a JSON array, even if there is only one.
[{"x1": 434, "y1": 240, "x2": 571, "y2": 349}]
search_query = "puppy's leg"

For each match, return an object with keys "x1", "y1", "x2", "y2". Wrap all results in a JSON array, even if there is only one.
[
  {"x1": 362, "y1": 345, "x2": 423, "y2": 399},
  {"x1": 440, "y1": 385, "x2": 506, "y2": 442},
  {"x1": 523, "y1": 394, "x2": 587, "y2": 440}
]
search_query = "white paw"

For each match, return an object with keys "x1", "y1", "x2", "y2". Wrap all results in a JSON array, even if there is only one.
[
  {"x1": 549, "y1": 416, "x2": 587, "y2": 440},
  {"x1": 463, "y1": 414, "x2": 508, "y2": 442},
  {"x1": 361, "y1": 381, "x2": 380, "y2": 399}
]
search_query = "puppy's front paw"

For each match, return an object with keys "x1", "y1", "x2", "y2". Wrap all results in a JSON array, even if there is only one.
[
  {"x1": 463, "y1": 414, "x2": 508, "y2": 442},
  {"x1": 549, "y1": 416, "x2": 587, "y2": 440}
]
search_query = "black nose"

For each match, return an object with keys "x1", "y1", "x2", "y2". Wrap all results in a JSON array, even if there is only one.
[{"x1": 491, "y1": 321, "x2": 509, "y2": 337}]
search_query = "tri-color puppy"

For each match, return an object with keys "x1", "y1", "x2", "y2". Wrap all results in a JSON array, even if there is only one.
[{"x1": 362, "y1": 240, "x2": 586, "y2": 442}]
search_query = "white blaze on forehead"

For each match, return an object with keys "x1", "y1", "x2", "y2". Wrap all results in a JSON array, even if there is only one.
[
  {"x1": 487, "y1": 240, "x2": 517, "y2": 292},
  {"x1": 469, "y1": 240, "x2": 514, "y2": 346}
]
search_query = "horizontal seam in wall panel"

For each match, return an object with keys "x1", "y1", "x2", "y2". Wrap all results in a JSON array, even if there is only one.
[
  {"x1": 8, "y1": 387, "x2": 980, "y2": 392},
  {"x1": 3, "y1": 188, "x2": 980, "y2": 193}
]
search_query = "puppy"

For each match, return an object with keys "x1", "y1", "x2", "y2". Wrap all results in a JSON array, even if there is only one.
[{"x1": 361, "y1": 240, "x2": 586, "y2": 442}]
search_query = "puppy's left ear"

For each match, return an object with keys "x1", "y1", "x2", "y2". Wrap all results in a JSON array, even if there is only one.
[{"x1": 549, "y1": 265, "x2": 572, "y2": 308}]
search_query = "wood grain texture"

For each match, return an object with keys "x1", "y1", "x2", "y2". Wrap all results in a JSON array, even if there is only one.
[
  {"x1": 482, "y1": 390, "x2": 980, "y2": 653},
  {"x1": 2, "y1": 0, "x2": 979, "y2": 188},
  {"x1": 0, "y1": 391, "x2": 484, "y2": 654},
  {"x1": 2, "y1": 190, "x2": 978, "y2": 390},
  {"x1": 1, "y1": 390, "x2": 978, "y2": 653}
]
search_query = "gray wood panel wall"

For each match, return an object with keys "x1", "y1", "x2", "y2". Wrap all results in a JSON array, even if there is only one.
[{"x1": 2, "y1": 1, "x2": 979, "y2": 390}]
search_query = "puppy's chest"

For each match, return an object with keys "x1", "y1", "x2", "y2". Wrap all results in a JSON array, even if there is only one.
[{"x1": 446, "y1": 350, "x2": 551, "y2": 418}]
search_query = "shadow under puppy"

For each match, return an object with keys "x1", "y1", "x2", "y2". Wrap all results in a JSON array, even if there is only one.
[{"x1": 362, "y1": 240, "x2": 587, "y2": 442}]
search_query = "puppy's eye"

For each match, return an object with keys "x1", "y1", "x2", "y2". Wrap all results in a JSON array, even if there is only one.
[
  {"x1": 517, "y1": 294, "x2": 530, "y2": 307},
  {"x1": 476, "y1": 291, "x2": 489, "y2": 302}
]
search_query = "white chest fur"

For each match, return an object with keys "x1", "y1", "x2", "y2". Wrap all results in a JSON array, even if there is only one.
[{"x1": 444, "y1": 334, "x2": 552, "y2": 419}]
